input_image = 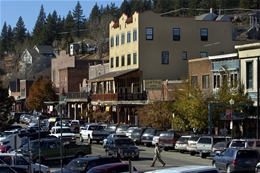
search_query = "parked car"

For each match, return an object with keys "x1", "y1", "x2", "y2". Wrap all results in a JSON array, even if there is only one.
[
  {"x1": 51, "y1": 156, "x2": 122, "y2": 173},
  {"x1": 11, "y1": 112, "x2": 24, "y2": 123},
  {"x1": 141, "y1": 128, "x2": 164, "y2": 147},
  {"x1": 68, "y1": 120, "x2": 81, "y2": 133},
  {"x1": 104, "y1": 137, "x2": 139, "y2": 160},
  {"x1": 0, "y1": 153, "x2": 50, "y2": 173},
  {"x1": 125, "y1": 126, "x2": 139, "y2": 137},
  {"x1": 80, "y1": 124, "x2": 110, "y2": 144},
  {"x1": 103, "y1": 134, "x2": 128, "y2": 148},
  {"x1": 116, "y1": 124, "x2": 135, "y2": 135},
  {"x1": 50, "y1": 126, "x2": 76, "y2": 143},
  {"x1": 210, "y1": 141, "x2": 231, "y2": 157},
  {"x1": 104, "y1": 124, "x2": 119, "y2": 134},
  {"x1": 130, "y1": 127, "x2": 147, "y2": 145},
  {"x1": 157, "y1": 130, "x2": 182, "y2": 151},
  {"x1": 187, "y1": 135, "x2": 201, "y2": 156},
  {"x1": 175, "y1": 135, "x2": 191, "y2": 153},
  {"x1": 87, "y1": 163, "x2": 138, "y2": 173},
  {"x1": 229, "y1": 138, "x2": 260, "y2": 153},
  {"x1": 212, "y1": 148, "x2": 260, "y2": 173},
  {"x1": 144, "y1": 165, "x2": 221, "y2": 173},
  {"x1": 196, "y1": 135, "x2": 227, "y2": 158}
]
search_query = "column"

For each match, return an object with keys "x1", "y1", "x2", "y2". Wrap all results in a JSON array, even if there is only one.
[{"x1": 68, "y1": 104, "x2": 71, "y2": 118}]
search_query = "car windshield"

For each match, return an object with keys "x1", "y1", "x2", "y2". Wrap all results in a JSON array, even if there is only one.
[
  {"x1": 115, "y1": 139, "x2": 135, "y2": 146},
  {"x1": 56, "y1": 128, "x2": 72, "y2": 133},
  {"x1": 117, "y1": 126, "x2": 129, "y2": 131},
  {"x1": 178, "y1": 137, "x2": 190, "y2": 142},
  {"x1": 65, "y1": 159, "x2": 87, "y2": 171},
  {"x1": 132, "y1": 129, "x2": 143, "y2": 135},
  {"x1": 0, "y1": 132, "x2": 11, "y2": 137},
  {"x1": 189, "y1": 136, "x2": 200, "y2": 141},
  {"x1": 214, "y1": 142, "x2": 228, "y2": 148},
  {"x1": 231, "y1": 141, "x2": 245, "y2": 147}
]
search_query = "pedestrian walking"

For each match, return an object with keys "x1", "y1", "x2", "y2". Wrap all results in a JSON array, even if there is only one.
[{"x1": 151, "y1": 143, "x2": 165, "y2": 167}]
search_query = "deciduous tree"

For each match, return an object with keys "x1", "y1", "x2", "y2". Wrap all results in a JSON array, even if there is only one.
[{"x1": 25, "y1": 76, "x2": 57, "y2": 111}]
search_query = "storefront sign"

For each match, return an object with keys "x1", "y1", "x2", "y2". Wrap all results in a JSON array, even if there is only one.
[{"x1": 144, "y1": 80, "x2": 162, "y2": 90}]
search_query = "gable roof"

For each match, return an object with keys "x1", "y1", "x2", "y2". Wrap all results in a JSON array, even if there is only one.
[{"x1": 33, "y1": 45, "x2": 54, "y2": 53}]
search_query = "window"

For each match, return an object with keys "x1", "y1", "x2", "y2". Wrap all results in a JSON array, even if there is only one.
[
  {"x1": 201, "y1": 28, "x2": 208, "y2": 41},
  {"x1": 191, "y1": 76, "x2": 198, "y2": 85},
  {"x1": 133, "y1": 29, "x2": 137, "y2": 41},
  {"x1": 116, "y1": 56, "x2": 119, "y2": 67},
  {"x1": 213, "y1": 75, "x2": 220, "y2": 88},
  {"x1": 162, "y1": 51, "x2": 169, "y2": 64},
  {"x1": 202, "y1": 75, "x2": 210, "y2": 89},
  {"x1": 121, "y1": 56, "x2": 125, "y2": 66},
  {"x1": 127, "y1": 54, "x2": 131, "y2": 65},
  {"x1": 110, "y1": 36, "x2": 114, "y2": 47},
  {"x1": 110, "y1": 57, "x2": 114, "y2": 68},
  {"x1": 200, "y1": 52, "x2": 207, "y2": 58},
  {"x1": 133, "y1": 53, "x2": 137, "y2": 64},
  {"x1": 64, "y1": 77, "x2": 67, "y2": 86},
  {"x1": 60, "y1": 77, "x2": 62, "y2": 86},
  {"x1": 127, "y1": 31, "x2": 131, "y2": 43},
  {"x1": 116, "y1": 35, "x2": 119, "y2": 46},
  {"x1": 246, "y1": 61, "x2": 253, "y2": 89},
  {"x1": 173, "y1": 28, "x2": 180, "y2": 41},
  {"x1": 183, "y1": 51, "x2": 187, "y2": 60},
  {"x1": 121, "y1": 33, "x2": 125, "y2": 45},
  {"x1": 20, "y1": 88, "x2": 25, "y2": 97},
  {"x1": 146, "y1": 27, "x2": 153, "y2": 40}
]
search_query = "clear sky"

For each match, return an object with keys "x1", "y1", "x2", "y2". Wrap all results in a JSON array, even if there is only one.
[{"x1": 0, "y1": 0, "x2": 123, "y2": 33}]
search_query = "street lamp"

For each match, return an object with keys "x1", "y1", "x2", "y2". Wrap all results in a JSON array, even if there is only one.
[{"x1": 229, "y1": 99, "x2": 235, "y2": 139}]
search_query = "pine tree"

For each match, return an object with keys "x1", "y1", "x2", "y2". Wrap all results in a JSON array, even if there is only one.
[
  {"x1": 32, "y1": 5, "x2": 46, "y2": 45},
  {"x1": 89, "y1": 3, "x2": 101, "y2": 22},
  {"x1": 73, "y1": 1, "x2": 85, "y2": 38},
  {"x1": 120, "y1": 0, "x2": 131, "y2": 17},
  {"x1": 0, "y1": 22, "x2": 8, "y2": 54},
  {"x1": 13, "y1": 16, "x2": 27, "y2": 44},
  {"x1": 0, "y1": 80, "x2": 15, "y2": 130},
  {"x1": 7, "y1": 25, "x2": 14, "y2": 52}
]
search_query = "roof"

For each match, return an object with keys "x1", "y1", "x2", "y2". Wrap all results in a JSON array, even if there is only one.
[
  {"x1": 34, "y1": 45, "x2": 54, "y2": 53},
  {"x1": 145, "y1": 165, "x2": 220, "y2": 173},
  {"x1": 89, "y1": 68, "x2": 138, "y2": 82},
  {"x1": 195, "y1": 13, "x2": 217, "y2": 20}
]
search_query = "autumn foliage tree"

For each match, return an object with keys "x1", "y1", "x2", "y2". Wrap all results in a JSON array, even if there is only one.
[
  {"x1": 25, "y1": 76, "x2": 57, "y2": 112},
  {"x1": 137, "y1": 101, "x2": 173, "y2": 129}
]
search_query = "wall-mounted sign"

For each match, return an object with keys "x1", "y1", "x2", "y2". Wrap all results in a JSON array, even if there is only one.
[
  {"x1": 220, "y1": 112, "x2": 245, "y2": 120},
  {"x1": 144, "y1": 80, "x2": 162, "y2": 90}
]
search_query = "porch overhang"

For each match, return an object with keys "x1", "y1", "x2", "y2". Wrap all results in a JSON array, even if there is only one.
[{"x1": 89, "y1": 68, "x2": 139, "y2": 83}]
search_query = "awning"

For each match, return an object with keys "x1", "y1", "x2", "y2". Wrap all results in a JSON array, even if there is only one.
[
  {"x1": 89, "y1": 68, "x2": 139, "y2": 83},
  {"x1": 15, "y1": 97, "x2": 26, "y2": 101}
]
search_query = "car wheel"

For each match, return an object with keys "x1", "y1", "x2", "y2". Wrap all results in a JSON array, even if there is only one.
[
  {"x1": 190, "y1": 151, "x2": 195, "y2": 156},
  {"x1": 180, "y1": 150, "x2": 184, "y2": 153},
  {"x1": 76, "y1": 152, "x2": 84, "y2": 158},
  {"x1": 80, "y1": 135, "x2": 84, "y2": 142},
  {"x1": 34, "y1": 156, "x2": 44, "y2": 164},
  {"x1": 256, "y1": 167, "x2": 260, "y2": 173},
  {"x1": 212, "y1": 161, "x2": 216, "y2": 167},
  {"x1": 74, "y1": 128, "x2": 79, "y2": 133},
  {"x1": 134, "y1": 155, "x2": 139, "y2": 160},
  {"x1": 226, "y1": 165, "x2": 231, "y2": 173},
  {"x1": 201, "y1": 153, "x2": 207, "y2": 159},
  {"x1": 164, "y1": 147, "x2": 169, "y2": 151}
]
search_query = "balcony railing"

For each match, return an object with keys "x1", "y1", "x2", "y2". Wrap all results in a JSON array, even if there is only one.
[{"x1": 65, "y1": 92, "x2": 147, "y2": 101}]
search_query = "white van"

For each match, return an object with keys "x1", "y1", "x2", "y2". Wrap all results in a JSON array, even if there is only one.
[
  {"x1": 145, "y1": 165, "x2": 221, "y2": 173},
  {"x1": 229, "y1": 139, "x2": 260, "y2": 152}
]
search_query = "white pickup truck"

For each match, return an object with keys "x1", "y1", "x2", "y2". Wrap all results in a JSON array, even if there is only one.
[
  {"x1": 80, "y1": 124, "x2": 109, "y2": 144},
  {"x1": 0, "y1": 153, "x2": 50, "y2": 173},
  {"x1": 50, "y1": 126, "x2": 76, "y2": 143}
]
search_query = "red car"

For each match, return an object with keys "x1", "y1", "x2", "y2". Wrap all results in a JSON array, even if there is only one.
[{"x1": 86, "y1": 163, "x2": 138, "y2": 173}]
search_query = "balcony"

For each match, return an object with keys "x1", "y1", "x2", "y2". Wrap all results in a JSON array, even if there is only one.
[
  {"x1": 91, "y1": 93, "x2": 147, "y2": 101},
  {"x1": 66, "y1": 92, "x2": 89, "y2": 99}
]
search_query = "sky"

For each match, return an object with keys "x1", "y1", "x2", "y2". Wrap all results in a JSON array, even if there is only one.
[{"x1": 0, "y1": 0, "x2": 123, "y2": 33}]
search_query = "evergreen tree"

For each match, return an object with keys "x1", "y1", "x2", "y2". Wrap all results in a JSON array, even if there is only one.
[
  {"x1": 13, "y1": 16, "x2": 27, "y2": 44},
  {"x1": 0, "y1": 22, "x2": 8, "y2": 55},
  {"x1": 73, "y1": 1, "x2": 85, "y2": 38},
  {"x1": 7, "y1": 25, "x2": 14, "y2": 52},
  {"x1": 131, "y1": 0, "x2": 144, "y2": 14},
  {"x1": 0, "y1": 80, "x2": 15, "y2": 130},
  {"x1": 41, "y1": 13, "x2": 56, "y2": 45},
  {"x1": 32, "y1": 5, "x2": 46, "y2": 45},
  {"x1": 188, "y1": 0, "x2": 199, "y2": 16},
  {"x1": 120, "y1": 0, "x2": 131, "y2": 17},
  {"x1": 63, "y1": 11, "x2": 74, "y2": 33},
  {"x1": 143, "y1": 0, "x2": 152, "y2": 11},
  {"x1": 153, "y1": 0, "x2": 175, "y2": 13},
  {"x1": 109, "y1": 3, "x2": 120, "y2": 19},
  {"x1": 240, "y1": 0, "x2": 253, "y2": 9},
  {"x1": 89, "y1": 3, "x2": 101, "y2": 22}
]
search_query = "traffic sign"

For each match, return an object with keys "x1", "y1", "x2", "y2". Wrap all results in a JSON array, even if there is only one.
[{"x1": 9, "y1": 134, "x2": 21, "y2": 149}]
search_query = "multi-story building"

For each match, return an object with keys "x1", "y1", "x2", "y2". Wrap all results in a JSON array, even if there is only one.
[{"x1": 88, "y1": 10, "x2": 252, "y2": 124}]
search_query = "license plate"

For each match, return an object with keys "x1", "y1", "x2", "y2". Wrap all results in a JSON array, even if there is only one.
[{"x1": 245, "y1": 161, "x2": 251, "y2": 164}]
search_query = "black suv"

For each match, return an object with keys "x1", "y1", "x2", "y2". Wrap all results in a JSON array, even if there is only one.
[
  {"x1": 52, "y1": 156, "x2": 122, "y2": 173},
  {"x1": 104, "y1": 137, "x2": 139, "y2": 160}
]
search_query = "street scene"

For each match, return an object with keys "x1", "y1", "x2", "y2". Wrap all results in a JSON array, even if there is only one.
[{"x1": 1, "y1": 0, "x2": 260, "y2": 173}]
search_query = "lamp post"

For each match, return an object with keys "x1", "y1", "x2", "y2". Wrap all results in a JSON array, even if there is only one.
[
  {"x1": 229, "y1": 99, "x2": 235, "y2": 139},
  {"x1": 172, "y1": 113, "x2": 175, "y2": 129}
]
